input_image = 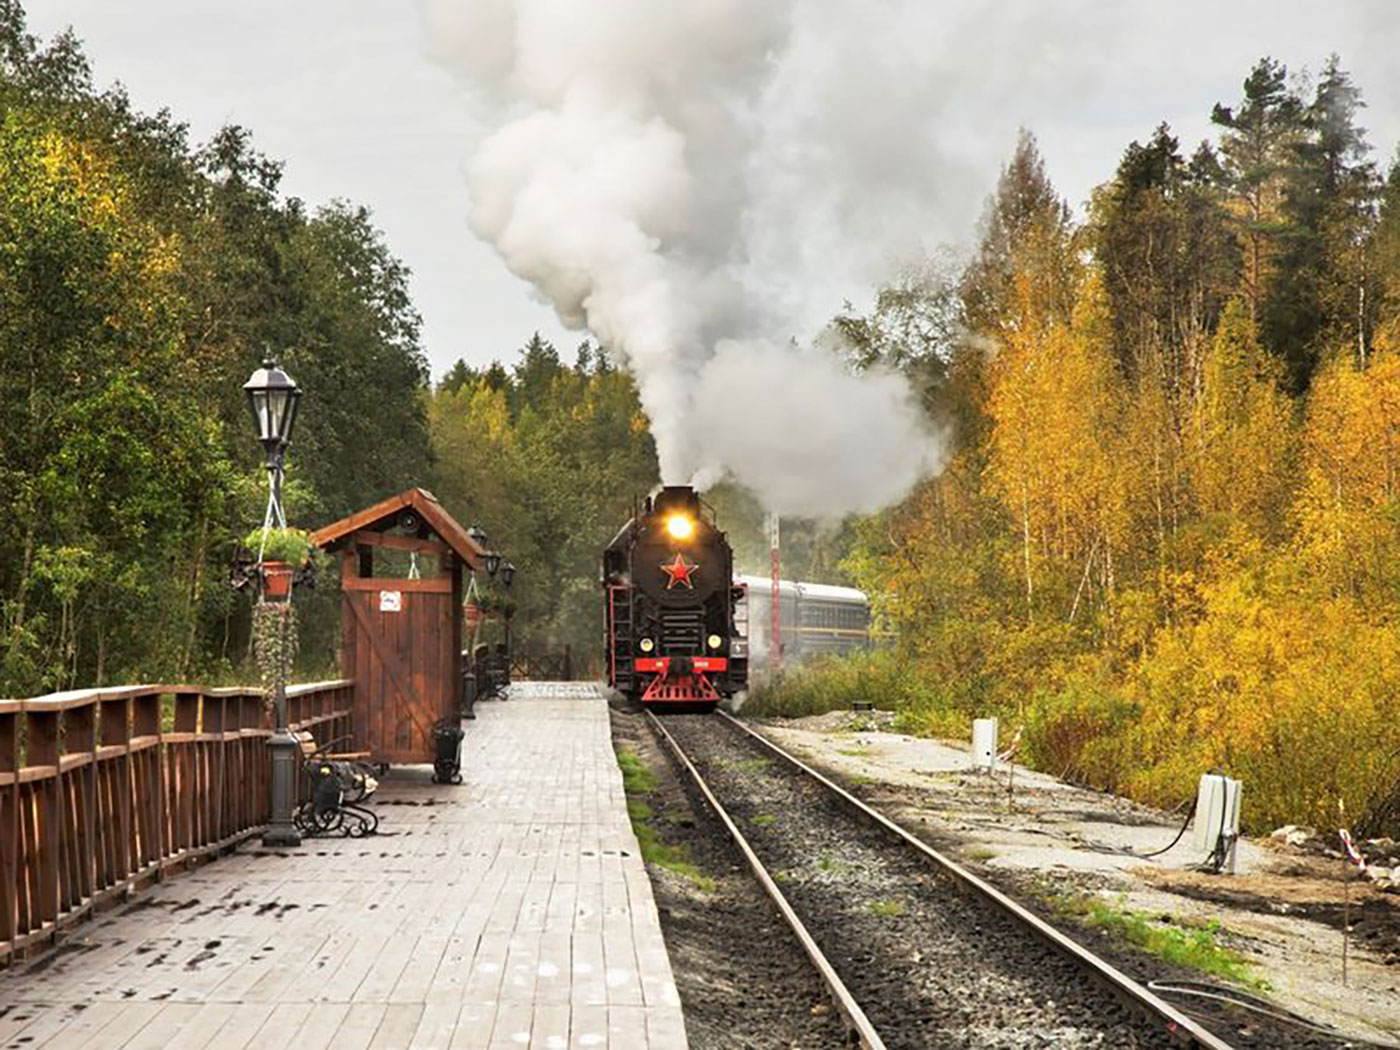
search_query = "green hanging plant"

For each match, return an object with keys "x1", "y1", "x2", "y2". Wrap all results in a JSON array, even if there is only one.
[
  {"x1": 243, "y1": 526, "x2": 313, "y2": 566},
  {"x1": 252, "y1": 601, "x2": 299, "y2": 708}
]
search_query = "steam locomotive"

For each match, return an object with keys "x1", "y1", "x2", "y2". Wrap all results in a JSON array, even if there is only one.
[{"x1": 602, "y1": 486, "x2": 748, "y2": 710}]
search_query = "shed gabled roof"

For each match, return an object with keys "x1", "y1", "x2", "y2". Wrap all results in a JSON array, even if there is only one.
[{"x1": 309, "y1": 487, "x2": 489, "y2": 569}]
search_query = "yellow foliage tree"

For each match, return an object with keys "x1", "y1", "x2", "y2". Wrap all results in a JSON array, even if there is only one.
[
  {"x1": 1295, "y1": 351, "x2": 1400, "y2": 599},
  {"x1": 1192, "y1": 299, "x2": 1297, "y2": 532},
  {"x1": 986, "y1": 272, "x2": 1131, "y2": 621}
]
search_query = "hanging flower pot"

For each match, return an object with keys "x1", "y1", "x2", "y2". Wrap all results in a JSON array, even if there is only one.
[
  {"x1": 261, "y1": 560, "x2": 294, "y2": 600},
  {"x1": 244, "y1": 527, "x2": 315, "y2": 600}
]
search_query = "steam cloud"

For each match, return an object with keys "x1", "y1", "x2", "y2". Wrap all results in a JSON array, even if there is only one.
[{"x1": 422, "y1": 0, "x2": 964, "y2": 516}]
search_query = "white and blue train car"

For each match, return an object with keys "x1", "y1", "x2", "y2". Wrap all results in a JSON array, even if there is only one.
[{"x1": 736, "y1": 574, "x2": 871, "y2": 668}]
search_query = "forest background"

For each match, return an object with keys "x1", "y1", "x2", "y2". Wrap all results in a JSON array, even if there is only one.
[{"x1": 2, "y1": 3, "x2": 1398, "y2": 834}]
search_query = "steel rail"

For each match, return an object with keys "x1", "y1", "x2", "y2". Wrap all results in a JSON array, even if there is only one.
[
  {"x1": 644, "y1": 711, "x2": 888, "y2": 1050},
  {"x1": 716, "y1": 710, "x2": 1238, "y2": 1050}
]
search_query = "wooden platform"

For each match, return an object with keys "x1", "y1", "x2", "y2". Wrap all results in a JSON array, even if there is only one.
[{"x1": 0, "y1": 683, "x2": 688, "y2": 1049}]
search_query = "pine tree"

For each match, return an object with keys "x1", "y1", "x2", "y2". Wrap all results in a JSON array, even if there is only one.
[
  {"x1": 960, "y1": 129, "x2": 1076, "y2": 338},
  {"x1": 439, "y1": 360, "x2": 476, "y2": 395},
  {"x1": 1266, "y1": 56, "x2": 1380, "y2": 382},
  {"x1": 1092, "y1": 124, "x2": 1238, "y2": 385},
  {"x1": 1212, "y1": 57, "x2": 1304, "y2": 350}
]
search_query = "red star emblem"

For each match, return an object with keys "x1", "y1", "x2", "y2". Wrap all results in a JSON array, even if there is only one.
[{"x1": 660, "y1": 553, "x2": 698, "y2": 589}]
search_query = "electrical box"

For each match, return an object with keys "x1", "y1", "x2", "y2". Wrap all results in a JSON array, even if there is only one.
[
  {"x1": 1192, "y1": 774, "x2": 1243, "y2": 872},
  {"x1": 971, "y1": 718, "x2": 998, "y2": 772}
]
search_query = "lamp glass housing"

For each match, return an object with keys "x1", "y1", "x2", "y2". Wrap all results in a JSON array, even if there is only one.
[{"x1": 244, "y1": 358, "x2": 301, "y2": 459}]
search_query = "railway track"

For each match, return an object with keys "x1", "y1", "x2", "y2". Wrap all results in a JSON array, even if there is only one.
[{"x1": 647, "y1": 709, "x2": 1238, "y2": 1050}]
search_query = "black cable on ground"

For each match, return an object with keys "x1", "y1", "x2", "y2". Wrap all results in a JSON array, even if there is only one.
[
  {"x1": 1077, "y1": 796, "x2": 1198, "y2": 860},
  {"x1": 1136, "y1": 796, "x2": 1197, "y2": 858}
]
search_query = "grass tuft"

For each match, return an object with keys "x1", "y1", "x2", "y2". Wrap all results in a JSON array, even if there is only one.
[
  {"x1": 867, "y1": 898, "x2": 906, "y2": 918},
  {"x1": 1056, "y1": 894, "x2": 1263, "y2": 987},
  {"x1": 616, "y1": 747, "x2": 714, "y2": 893},
  {"x1": 750, "y1": 814, "x2": 778, "y2": 827},
  {"x1": 616, "y1": 749, "x2": 656, "y2": 794}
]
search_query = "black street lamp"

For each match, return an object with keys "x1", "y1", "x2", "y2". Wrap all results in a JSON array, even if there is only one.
[
  {"x1": 244, "y1": 358, "x2": 302, "y2": 461},
  {"x1": 467, "y1": 528, "x2": 501, "y2": 577},
  {"x1": 501, "y1": 563, "x2": 516, "y2": 683},
  {"x1": 244, "y1": 355, "x2": 303, "y2": 849}
]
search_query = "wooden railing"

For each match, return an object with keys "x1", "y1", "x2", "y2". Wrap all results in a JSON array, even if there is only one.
[{"x1": 0, "y1": 679, "x2": 353, "y2": 966}]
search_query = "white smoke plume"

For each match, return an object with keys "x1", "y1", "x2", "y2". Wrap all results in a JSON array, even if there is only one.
[{"x1": 420, "y1": 0, "x2": 961, "y2": 516}]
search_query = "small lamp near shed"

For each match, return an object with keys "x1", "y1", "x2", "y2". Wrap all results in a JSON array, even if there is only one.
[
  {"x1": 484, "y1": 551, "x2": 502, "y2": 577},
  {"x1": 501, "y1": 562, "x2": 517, "y2": 589}
]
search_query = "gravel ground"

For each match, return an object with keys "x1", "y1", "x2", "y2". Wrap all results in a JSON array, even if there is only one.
[
  {"x1": 663, "y1": 713, "x2": 1181, "y2": 1050},
  {"x1": 754, "y1": 716, "x2": 1398, "y2": 1048},
  {"x1": 610, "y1": 709, "x2": 847, "y2": 1050}
]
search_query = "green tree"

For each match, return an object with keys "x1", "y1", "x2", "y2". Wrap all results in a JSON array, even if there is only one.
[
  {"x1": 1265, "y1": 56, "x2": 1380, "y2": 384},
  {"x1": 0, "y1": 6, "x2": 436, "y2": 693},
  {"x1": 1211, "y1": 57, "x2": 1304, "y2": 330}
]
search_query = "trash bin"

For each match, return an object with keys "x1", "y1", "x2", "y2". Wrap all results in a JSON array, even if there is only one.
[
  {"x1": 432, "y1": 718, "x2": 464, "y2": 785},
  {"x1": 462, "y1": 668, "x2": 478, "y2": 719}
]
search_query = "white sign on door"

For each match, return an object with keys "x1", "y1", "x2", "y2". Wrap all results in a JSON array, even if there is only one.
[{"x1": 379, "y1": 590, "x2": 402, "y2": 613}]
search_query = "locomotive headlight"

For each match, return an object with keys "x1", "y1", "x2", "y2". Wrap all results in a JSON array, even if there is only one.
[
  {"x1": 665, "y1": 514, "x2": 695, "y2": 540},
  {"x1": 707, "y1": 634, "x2": 723, "y2": 650},
  {"x1": 639, "y1": 637, "x2": 655, "y2": 653}
]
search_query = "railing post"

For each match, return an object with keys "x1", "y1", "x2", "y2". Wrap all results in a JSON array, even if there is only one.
[
  {"x1": 0, "y1": 700, "x2": 19, "y2": 963},
  {"x1": 175, "y1": 690, "x2": 200, "y2": 858},
  {"x1": 98, "y1": 695, "x2": 132, "y2": 893},
  {"x1": 25, "y1": 704, "x2": 60, "y2": 938},
  {"x1": 205, "y1": 692, "x2": 226, "y2": 844},
  {"x1": 64, "y1": 699, "x2": 98, "y2": 914},
  {"x1": 131, "y1": 692, "x2": 162, "y2": 875}
]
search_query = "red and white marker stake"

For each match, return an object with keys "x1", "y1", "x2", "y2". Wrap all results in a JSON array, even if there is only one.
[{"x1": 1339, "y1": 800, "x2": 1366, "y2": 986}]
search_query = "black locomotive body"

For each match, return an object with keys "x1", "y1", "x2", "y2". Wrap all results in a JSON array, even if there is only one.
[{"x1": 602, "y1": 485, "x2": 748, "y2": 710}]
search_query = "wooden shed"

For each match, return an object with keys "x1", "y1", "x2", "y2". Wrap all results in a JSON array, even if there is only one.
[{"x1": 310, "y1": 488, "x2": 489, "y2": 766}]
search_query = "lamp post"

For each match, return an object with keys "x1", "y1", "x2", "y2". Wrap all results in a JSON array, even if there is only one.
[
  {"x1": 501, "y1": 563, "x2": 516, "y2": 682},
  {"x1": 244, "y1": 357, "x2": 303, "y2": 848}
]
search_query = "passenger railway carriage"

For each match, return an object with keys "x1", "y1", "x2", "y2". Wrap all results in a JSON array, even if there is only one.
[{"x1": 738, "y1": 574, "x2": 871, "y2": 666}]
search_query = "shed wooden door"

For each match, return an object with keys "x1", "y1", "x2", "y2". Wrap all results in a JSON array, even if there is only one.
[{"x1": 345, "y1": 581, "x2": 456, "y2": 764}]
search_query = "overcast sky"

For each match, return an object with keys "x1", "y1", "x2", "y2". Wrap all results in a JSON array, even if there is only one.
[{"x1": 26, "y1": 2, "x2": 1399, "y2": 380}]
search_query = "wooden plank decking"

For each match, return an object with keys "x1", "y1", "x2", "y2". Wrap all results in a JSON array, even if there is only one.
[{"x1": 0, "y1": 683, "x2": 687, "y2": 1049}]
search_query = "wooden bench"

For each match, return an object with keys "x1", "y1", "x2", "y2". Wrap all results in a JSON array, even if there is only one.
[{"x1": 294, "y1": 729, "x2": 371, "y2": 762}]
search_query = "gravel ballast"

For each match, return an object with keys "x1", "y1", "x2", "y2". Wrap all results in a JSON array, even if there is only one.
[
  {"x1": 663, "y1": 713, "x2": 1181, "y2": 1050},
  {"x1": 611, "y1": 709, "x2": 847, "y2": 1049}
]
